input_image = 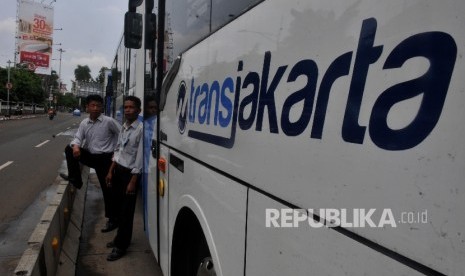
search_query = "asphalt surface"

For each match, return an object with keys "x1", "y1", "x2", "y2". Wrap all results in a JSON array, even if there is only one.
[
  {"x1": 0, "y1": 113, "x2": 81, "y2": 227},
  {"x1": 0, "y1": 113, "x2": 81, "y2": 275}
]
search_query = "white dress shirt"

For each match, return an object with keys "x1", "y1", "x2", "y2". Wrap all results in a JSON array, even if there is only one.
[
  {"x1": 113, "y1": 119, "x2": 143, "y2": 174},
  {"x1": 71, "y1": 114, "x2": 121, "y2": 154}
]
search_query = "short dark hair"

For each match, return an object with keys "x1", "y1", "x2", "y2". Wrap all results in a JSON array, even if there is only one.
[
  {"x1": 125, "y1": 95, "x2": 141, "y2": 109},
  {"x1": 144, "y1": 95, "x2": 157, "y2": 107},
  {"x1": 86, "y1": 94, "x2": 104, "y2": 105}
]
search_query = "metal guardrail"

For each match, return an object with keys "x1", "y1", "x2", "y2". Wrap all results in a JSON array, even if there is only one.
[
  {"x1": 0, "y1": 100, "x2": 46, "y2": 116},
  {"x1": 14, "y1": 167, "x2": 90, "y2": 276}
]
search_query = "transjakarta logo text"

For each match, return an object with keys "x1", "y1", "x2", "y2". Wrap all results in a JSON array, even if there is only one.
[{"x1": 176, "y1": 18, "x2": 457, "y2": 151}]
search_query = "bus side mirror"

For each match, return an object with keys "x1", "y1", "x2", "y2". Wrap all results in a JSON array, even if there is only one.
[
  {"x1": 124, "y1": 12, "x2": 143, "y2": 49},
  {"x1": 128, "y1": 0, "x2": 143, "y2": 12}
]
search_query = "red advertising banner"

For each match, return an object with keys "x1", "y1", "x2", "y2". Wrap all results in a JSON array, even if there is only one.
[
  {"x1": 17, "y1": 0, "x2": 54, "y2": 75},
  {"x1": 20, "y1": 51, "x2": 50, "y2": 67}
]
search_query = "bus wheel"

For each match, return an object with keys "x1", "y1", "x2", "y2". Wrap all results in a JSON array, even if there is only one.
[
  {"x1": 171, "y1": 208, "x2": 215, "y2": 276},
  {"x1": 196, "y1": 257, "x2": 216, "y2": 276}
]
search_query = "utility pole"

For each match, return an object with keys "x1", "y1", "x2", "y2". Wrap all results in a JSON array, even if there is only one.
[
  {"x1": 49, "y1": 85, "x2": 53, "y2": 108},
  {"x1": 7, "y1": 60, "x2": 12, "y2": 116},
  {"x1": 57, "y1": 48, "x2": 65, "y2": 94}
]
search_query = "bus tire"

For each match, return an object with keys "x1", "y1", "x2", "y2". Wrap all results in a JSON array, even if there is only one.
[{"x1": 171, "y1": 208, "x2": 215, "y2": 276}]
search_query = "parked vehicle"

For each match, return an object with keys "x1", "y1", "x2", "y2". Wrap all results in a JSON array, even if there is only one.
[{"x1": 117, "y1": 0, "x2": 465, "y2": 275}]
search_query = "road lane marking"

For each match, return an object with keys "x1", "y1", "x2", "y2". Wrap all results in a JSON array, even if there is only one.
[
  {"x1": 66, "y1": 127, "x2": 71, "y2": 130},
  {"x1": 35, "y1": 140, "x2": 50, "y2": 148},
  {"x1": 56, "y1": 132, "x2": 63, "y2": 136},
  {"x1": 0, "y1": 161, "x2": 13, "y2": 171}
]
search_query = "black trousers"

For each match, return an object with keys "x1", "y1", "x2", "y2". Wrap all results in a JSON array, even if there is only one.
[
  {"x1": 112, "y1": 164, "x2": 139, "y2": 250},
  {"x1": 64, "y1": 145, "x2": 117, "y2": 221}
]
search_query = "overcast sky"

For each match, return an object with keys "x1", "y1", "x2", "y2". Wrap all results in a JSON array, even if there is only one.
[{"x1": 0, "y1": 0, "x2": 128, "y2": 90}]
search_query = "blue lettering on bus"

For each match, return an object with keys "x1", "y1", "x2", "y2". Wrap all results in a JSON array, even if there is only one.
[{"x1": 176, "y1": 18, "x2": 457, "y2": 151}]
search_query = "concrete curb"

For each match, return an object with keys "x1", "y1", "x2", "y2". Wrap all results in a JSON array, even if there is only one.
[
  {"x1": 13, "y1": 167, "x2": 90, "y2": 276},
  {"x1": 0, "y1": 115, "x2": 43, "y2": 121},
  {"x1": 56, "y1": 170, "x2": 89, "y2": 276}
]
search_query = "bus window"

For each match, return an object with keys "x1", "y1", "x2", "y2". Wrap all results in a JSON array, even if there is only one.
[
  {"x1": 211, "y1": 0, "x2": 262, "y2": 30},
  {"x1": 166, "y1": 0, "x2": 210, "y2": 60}
]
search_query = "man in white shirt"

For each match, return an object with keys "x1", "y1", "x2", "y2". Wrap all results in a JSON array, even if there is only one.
[
  {"x1": 61, "y1": 94, "x2": 121, "y2": 233},
  {"x1": 105, "y1": 95, "x2": 143, "y2": 261}
]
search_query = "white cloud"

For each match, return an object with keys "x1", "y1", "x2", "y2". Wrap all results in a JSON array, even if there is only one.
[
  {"x1": 72, "y1": 56, "x2": 109, "y2": 78},
  {"x1": 98, "y1": 5, "x2": 125, "y2": 16},
  {"x1": 0, "y1": 17, "x2": 15, "y2": 34},
  {"x1": 69, "y1": 54, "x2": 109, "y2": 70},
  {"x1": 0, "y1": 17, "x2": 16, "y2": 66},
  {"x1": 54, "y1": 50, "x2": 111, "y2": 86}
]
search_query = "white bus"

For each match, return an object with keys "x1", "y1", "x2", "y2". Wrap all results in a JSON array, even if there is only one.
[{"x1": 118, "y1": 0, "x2": 465, "y2": 275}]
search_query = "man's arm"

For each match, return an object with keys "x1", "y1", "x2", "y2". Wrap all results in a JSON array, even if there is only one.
[
  {"x1": 70, "y1": 119, "x2": 86, "y2": 147},
  {"x1": 131, "y1": 127, "x2": 144, "y2": 175},
  {"x1": 70, "y1": 120, "x2": 86, "y2": 158},
  {"x1": 110, "y1": 117, "x2": 122, "y2": 136},
  {"x1": 106, "y1": 160, "x2": 116, "y2": 187},
  {"x1": 127, "y1": 127, "x2": 143, "y2": 194},
  {"x1": 126, "y1": 174, "x2": 139, "y2": 194}
]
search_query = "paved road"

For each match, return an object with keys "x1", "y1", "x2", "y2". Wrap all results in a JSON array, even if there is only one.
[{"x1": 0, "y1": 113, "x2": 83, "y2": 275}]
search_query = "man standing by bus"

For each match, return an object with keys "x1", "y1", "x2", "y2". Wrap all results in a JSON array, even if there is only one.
[
  {"x1": 61, "y1": 94, "x2": 121, "y2": 233},
  {"x1": 142, "y1": 95, "x2": 158, "y2": 210},
  {"x1": 105, "y1": 96, "x2": 143, "y2": 261}
]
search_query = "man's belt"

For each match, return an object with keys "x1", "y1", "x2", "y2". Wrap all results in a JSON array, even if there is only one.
[{"x1": 115, "y1": 163, "x2": 132, "y2": 173}]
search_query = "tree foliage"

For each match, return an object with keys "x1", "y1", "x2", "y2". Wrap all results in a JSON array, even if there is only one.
[
  {"x1": 74, "y1": 65, "x2": 93, "y2": 82},
  {"x1": 0, "y1": 66, "x2": 46, "y2": 104},
  {"x1": 43, "y1": 70, "x2": 59, "y2": 94},
  {"x1": 56, "y1": 93, "x2": 78, "y2": 108},
  {"x1": 96, "y1": 66, "x2": 110, "y2": 84}
]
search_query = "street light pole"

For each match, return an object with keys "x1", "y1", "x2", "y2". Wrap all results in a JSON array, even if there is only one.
[
  {"x1": 58, "y1": 48, "x2": 65, "y2": 93},
  {"x1": 7, "y1": 60, "x2": 12, "y2": 116},
  {"x1": 49, "y1": 85, "x2": 53, "y2": 108}
]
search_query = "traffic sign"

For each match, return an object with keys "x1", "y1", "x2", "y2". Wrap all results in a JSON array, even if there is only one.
[
  {"x1": 5, "y1": 82, "x2": 12, "y2": 89},
  {"x1": 27, "y1": 63, "x2": 36, "y2": 71}
]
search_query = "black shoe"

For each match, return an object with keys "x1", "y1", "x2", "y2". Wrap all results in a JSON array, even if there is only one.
[
  {"x1": 69, "y1": 180, "x2": 83, "y2": 189},
  {"x1": 59, "y1": 173, "x2": 69, "y2": 181},
  {"x1": 106, "y1": 241, "x2": 115, "y2": 248},
  {"x1": 101, "y1": 221, "x2": 118, "y2": 233},
  {"x1": 60, "y1": 173, "x2": 83, "y2": 189},
  {"x1": 107, "y1": 248, "x2": 126, "y2": 261}
]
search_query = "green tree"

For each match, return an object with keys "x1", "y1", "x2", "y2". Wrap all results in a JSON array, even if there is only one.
[
  {"x1": 57, "y1": 93, "x2": 78, "y2": 108},
  {"x1": 95, "y1": 66, "x2": 109, "y2": 84},
  {"x1": 42, "y1": 70, "x2": 59, "y2": 95},
  {"x1": 0, "y1": 66, "x2": 45, "y2": 104},
  {"x1": 74, "y1": 65, "x2": 92, "y2": 82}
]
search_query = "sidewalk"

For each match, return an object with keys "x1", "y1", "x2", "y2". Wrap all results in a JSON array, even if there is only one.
[{"x1": 75, "y1": 173, "x2": 163, "y2": 275}]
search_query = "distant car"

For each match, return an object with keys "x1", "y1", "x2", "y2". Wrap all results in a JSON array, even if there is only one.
[{"x1": 72, "y1": 109, "x2": 81, "y2": 116}]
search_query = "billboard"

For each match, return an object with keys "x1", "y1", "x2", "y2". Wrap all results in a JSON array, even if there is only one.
[{"x1": 17, "y1": 0, "x2": 54, "y2": 75}]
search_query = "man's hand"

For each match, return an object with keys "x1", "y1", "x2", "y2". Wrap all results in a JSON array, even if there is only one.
[
  {"x1": 106, "y1": 171, "x2": 113, "y2": 188},
  {"x1": 72, "y1": 145, "x2": 81, "y2": 158},
  {"x1": 126, "y1": 175, "x2": 138, "y2": 195},
  {"x1": 106, "y1": 161, "x2": 116, "y2": 188}
]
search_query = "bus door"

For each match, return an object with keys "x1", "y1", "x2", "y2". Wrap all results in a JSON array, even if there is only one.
[
  {"x1": 146, "y1": 126, "x2": 170, "y2": 274},
  {"x1": 156, "y1": 143, "x2": 170, "y2": 273},
  {"x1": 146, "y1": 130, "x2": 159, "y2": 258}
]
